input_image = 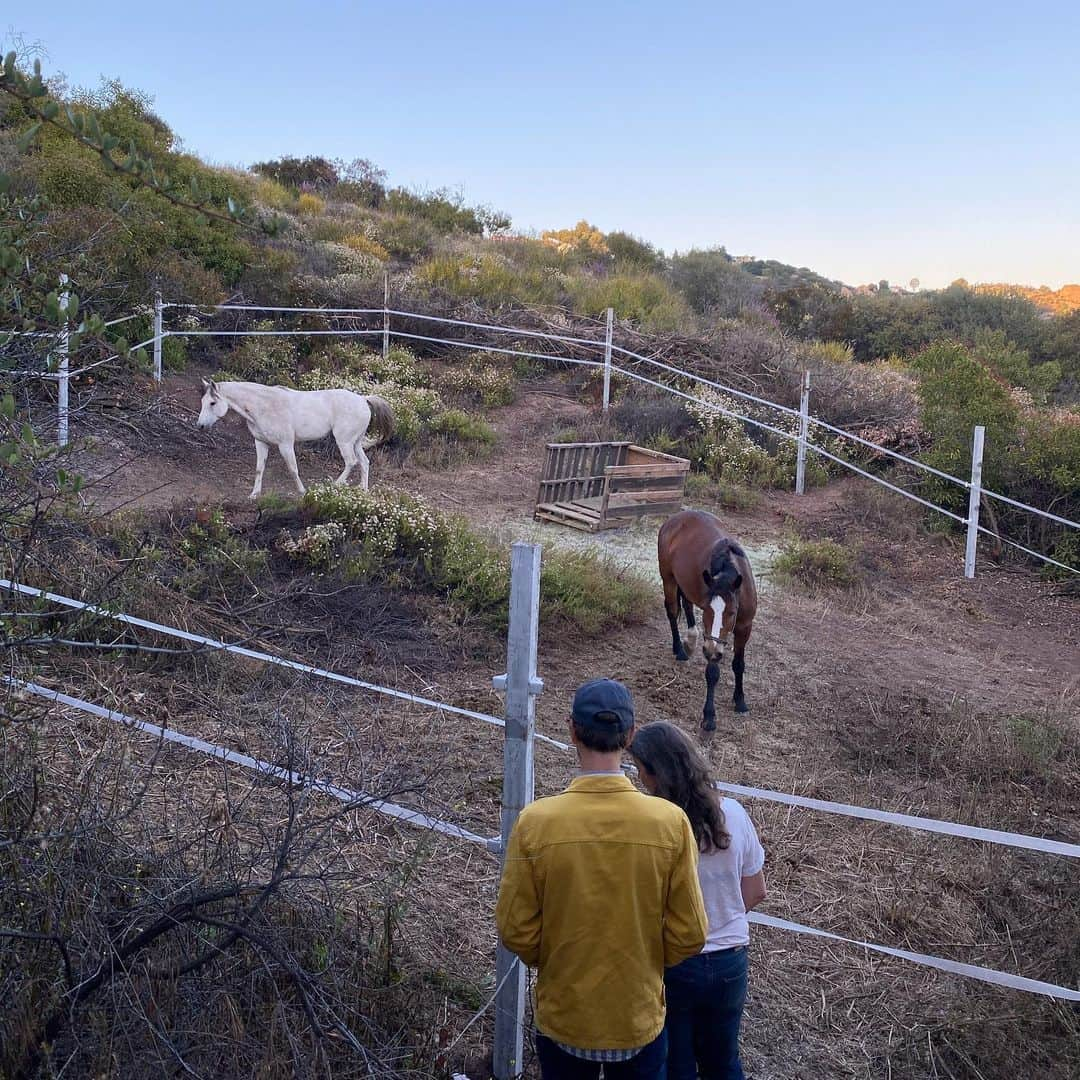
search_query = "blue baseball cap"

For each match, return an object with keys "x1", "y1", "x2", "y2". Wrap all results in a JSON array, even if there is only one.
[{"x1": 572, "y1": 678, "x2": 635, "y2": 733}]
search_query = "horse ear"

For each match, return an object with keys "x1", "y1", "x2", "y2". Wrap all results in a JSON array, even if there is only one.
[
  {"x1": 201, "y1": 377, "x2": 210, "y2": 389},
  {"x1": 732, "y1": 573, "x2": 743, "y2": 592},
  {"x1": 702, "y1": 569, "x2": 713, "y2": 589}
]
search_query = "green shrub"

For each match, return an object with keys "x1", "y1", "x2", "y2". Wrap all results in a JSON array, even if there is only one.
[
  {"x1": 374, "y1": 214, "x2": 438, "y2": 260},
  {"x1": 297, "y1": 369, "x2": 443, "y2": 444},
  {"x1": 566, "y1": 273, "x2": 691, "y2": 331},
  {"x1": 683, "y1": 472, "x2": 762, "y2": 511},
  {"x1": 1006, "y1": 714, "x2": 1068, "y2": 773},
  {"x1": 216, "y1": 322, "x2": 298, "y2": 385},
  {"x1": 605, "y1": 231, "x2": 666, "y2": 274},
  {"x1": 540, "y1": 548, "x2": 651, "y2": 634},
  {"x1": 438, "y1": 355, "x2": 516, "y2": 407},
  {"x1": 414, "y1": 252, "x2": 562, "y2": 306},
  {"x1": 384, "y1": 188, "x2": 486, "y2": 235},
  {"x1": 686, "y1": 387, "x2": 829, "y2": 489},
  {"x1": 305, "y1": 218, "x2": 355, "y2": 243},
  {"x1": 429, "y1": 409, "x2": 496, "y2": 445},
  {"x1": 774, "y1": 537, "x2": 858, "y2": 589},
  {"x1": 176, "y1": 508, "x2": 267, "y2": 594},
  {"x1": 311, "y1": 342, "x2": 428, "y2": 388},
  {"x1": 289, "y1": 486, "x2": 650, "y2": 631}
]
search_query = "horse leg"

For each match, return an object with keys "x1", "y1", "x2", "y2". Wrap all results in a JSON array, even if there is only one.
[
  {"x1": 277, "y1": 441, "x2": 305, "y2": 494},
  {"x1": 732, "y1": 626, "x2": 751, "y2": 714},
  {"x1": 703, "y1": 659, "x2": 720, "y2": 731},
  {"x1": 249, "y1": 439, "x2": 270, "y2": 499},
  {"x1": 679, "y1": 589, "x2": 699, "y2": 655},
  {"x1": 332, "y1": 431, "x2": 358, "y2": 486},
  {"x1": 664, "y1": 578, "x2": 689, "y2": 662},
  {"x1": 353, "y1": 442, "x2": 370, "y2": 490}
]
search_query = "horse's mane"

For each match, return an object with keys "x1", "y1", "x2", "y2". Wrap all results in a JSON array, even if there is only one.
[{"x1": 708, "y1": 539, "x2": 745, "y2": 594}]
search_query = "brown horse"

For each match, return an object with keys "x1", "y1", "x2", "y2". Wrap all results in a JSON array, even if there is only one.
[{"x1": 657, "y1": 510, "x2": 758, "y2": 729}]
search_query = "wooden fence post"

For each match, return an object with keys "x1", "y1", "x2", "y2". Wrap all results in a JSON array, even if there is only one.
[
  {"x1": 795, "y1": 369, "x2": 810, "y2": 495},
  {"x1": 964, "y1": 425, "x2": 985, "y2": 579},
  {"x1": 492, "y1": 542, "x2": 543, "y2": 1080},
  {"x1": 152, "y1": 291, "x2": 163, "y2": 383},
  {"x1": 602, "y1": 307, "x2": 614, "y2": 411},
  {"x1": 56, "y1": 275, "x2": 70, "y2": 448}
]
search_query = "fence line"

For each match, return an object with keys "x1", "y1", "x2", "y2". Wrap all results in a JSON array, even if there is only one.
[
  {"x1": 711, "y1": 780, "x2": 1080, "y2": 859},
  {"x1": 8, "y1": 677, "x2": 495, "y2": 847},
  {"x1": 808, "y1": 414, "x2": 972, "y2": 487},
  {"x1": 748, "y1": 912, "x2": 1080, "y2": 1003},
  {"x1": 0, "y1": 578, "x2": 572, "y2": 752},
  {"x1": 617, "y1": 762, "x2": 1080, "y2": 859},
  {"x1": 981, "y1": 487, "x2": 1080, "y2": 531},
  {"x1": 977, "y1": 525, "x2": 1080, "y2": 576},
  {"x1": 9, "y1": 577, "x2": 1075, "y2": 859},
  {"x1": 12, "y1": 293, "x2": 1076, "y2": 575},
  {"x1": 10, "y1": 674, "x2": 1079, "y2": 1006}
]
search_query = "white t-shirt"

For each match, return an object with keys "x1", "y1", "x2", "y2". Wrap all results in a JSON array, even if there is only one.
[{"x1": 697, "y1": 797, "x2": 765, "y2": 951}]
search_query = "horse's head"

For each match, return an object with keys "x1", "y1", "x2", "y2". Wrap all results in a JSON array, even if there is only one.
[
  {"x1": 701, "y1": 540, "x2": 744, "y2": 658},
  {"x1": 197, "y1": 378, "x2": 229, "y2": 428}
]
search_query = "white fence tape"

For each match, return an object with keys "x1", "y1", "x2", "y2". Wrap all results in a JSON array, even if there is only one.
[
  {"x1": 8, "y1": 677, "x2": 494, "y2": 847},
  {"x1": 13, "y1": 676, "x2": 1076, "y2": 1003},
  {"x1": 11, "y1": 673, "x2": 1078, "y2": 1003},
  {"x1": 749, "y1": 912, "x2": 1080, "y2": 1003},
  {"x1": 713, "y1": 781, "x2": 1080, "y2": 860},
  {"x1": 0, "y1": 579, "x2": 571, "y2": 753}
]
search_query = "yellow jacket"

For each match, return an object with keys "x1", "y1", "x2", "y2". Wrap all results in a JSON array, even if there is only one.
[{"x1": 495, "y1": 774, "x2": 707, "y2": 1051}]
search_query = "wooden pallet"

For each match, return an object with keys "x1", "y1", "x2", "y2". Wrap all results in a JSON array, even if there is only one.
[{"x1": 534, "y1": 442, "x2": 690, "y2": 532}]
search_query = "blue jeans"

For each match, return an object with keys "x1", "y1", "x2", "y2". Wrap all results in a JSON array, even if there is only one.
[
  {"x1": 536, "y1": 1029, "x2": 667, "y2": 1079},
  {"x1": 664, "y1": 947, "x2": 749, "y2": 1080}
]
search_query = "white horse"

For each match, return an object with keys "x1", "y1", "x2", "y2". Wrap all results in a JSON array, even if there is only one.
[{"x1": 196, "y1": 378, "x2": 395, "y2": 498}]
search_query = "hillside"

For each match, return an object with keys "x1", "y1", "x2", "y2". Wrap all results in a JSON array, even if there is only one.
[{"x1": 974, "y1": 281, "x2": 1080, "y2": 315}]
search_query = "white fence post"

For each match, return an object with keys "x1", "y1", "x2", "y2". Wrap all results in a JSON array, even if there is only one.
[
  {"x1": 492, "y1": 542, "x2": 543, "y2": 1080},
  {"x1": 602, "y1": 307, "x2": 614, "y2": 411},
  {"x1": 383, "y1": 272, "x2": 390, "y2": 360},
  {"x1": 964, "y1": 425, "x2": 985, "y2": 579},
  {"x1": 152, "y1": 291, "x2": 163, "y2": 383},
  {"x1": 55, "y1": 275, "x2": 70, "y2": 448},
  {"x1": 795, "y1": 369, "x2": 811, "y2": 495}
]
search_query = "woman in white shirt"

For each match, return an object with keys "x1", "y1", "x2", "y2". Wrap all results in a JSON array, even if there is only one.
[{"x1": 630, "y1": 721, "x2": 766, "y2": 1080}]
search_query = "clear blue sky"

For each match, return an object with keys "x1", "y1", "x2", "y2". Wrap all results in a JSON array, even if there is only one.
[{"x1": 8, "y1": 2, "x2": 1080, "y2": 288}]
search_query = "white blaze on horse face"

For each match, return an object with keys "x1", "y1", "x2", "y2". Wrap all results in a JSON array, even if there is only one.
[{"x1": 702, "y1": 597, "x2": 723, "y2": 660}]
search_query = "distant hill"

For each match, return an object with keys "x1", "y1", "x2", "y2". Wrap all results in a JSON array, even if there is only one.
[{"x1": 973, "y1": 282, "x2": 1080, "y2": 315}]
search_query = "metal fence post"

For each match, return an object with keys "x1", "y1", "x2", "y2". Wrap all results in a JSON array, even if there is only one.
[
  {"x1": 56, "y1": 275, "x2": 71, "y2": 448},
  {"x1": 602, "y1": 307, "x2": 614, "y2": 411},
  {"x1": 383, "y1": 272, "x2": 390, "y2": 360},
  {"x1": 152, "y1": 291, "x2": 163, "y2": 383},
  {"x1": 492, "y1": 542, "x2": 543, "y2": 1080},
  {"x1": 964, "y1": 425, "x2": 985, "y2": 579},
  {"x1": 795, "y1": 369, "x2": 811, "y2": 495}
]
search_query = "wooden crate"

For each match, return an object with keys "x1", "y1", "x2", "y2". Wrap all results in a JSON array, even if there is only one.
[{"x1": 534, "y1": 442, "x2": 690, "y2": 532}]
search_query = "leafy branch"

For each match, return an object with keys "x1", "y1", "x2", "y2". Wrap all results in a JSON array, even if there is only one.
[{"x1": 1, "y1": 52, "x2": 265, "y2": 231}]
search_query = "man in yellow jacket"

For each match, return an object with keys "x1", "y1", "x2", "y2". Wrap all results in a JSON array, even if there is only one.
[{"x1": 496, "y1": 678, "x2": 707, "y2": 1078}]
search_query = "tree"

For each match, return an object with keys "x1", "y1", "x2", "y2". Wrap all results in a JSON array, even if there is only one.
[
  {"x1": 669, "y1": 247, "x2": 765, "y2": 318},
  {"x1": 251, "y1": 154, "x2": 338, "y2": 191}
]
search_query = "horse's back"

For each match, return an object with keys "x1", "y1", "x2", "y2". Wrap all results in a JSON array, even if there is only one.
[{"x1": 659, "y1": 509, "x2": 727, "y2": 550}]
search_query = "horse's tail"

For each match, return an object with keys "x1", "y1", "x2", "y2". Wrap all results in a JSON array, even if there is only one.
[{"x1": 365, "y1": 395, "x2": 395, "y2": 445}]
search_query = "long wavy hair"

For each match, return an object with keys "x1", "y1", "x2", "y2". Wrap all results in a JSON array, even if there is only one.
[{"x1": 630, "y1": 721, "x2": 730, "y2": 853}]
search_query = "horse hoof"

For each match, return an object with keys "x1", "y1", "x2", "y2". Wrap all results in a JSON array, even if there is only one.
[
  {"x1": 702, "y1": 716, "x2": 716, "y2": 732},
  {"x1": 734, "y1": 701, "x2": 749, "y2": 715},
  {"x1": 674, "y1": 651, "x2": 690, "y2": 663}
]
